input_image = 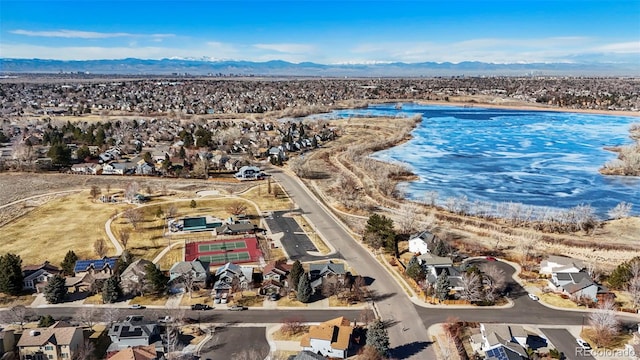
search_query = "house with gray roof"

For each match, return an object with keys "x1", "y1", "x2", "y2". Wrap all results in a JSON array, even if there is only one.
[
  {"x1": 169, "y1": 259, "x2": 209, "y2": 292},
  {"x1": 549, "y1": 271, "x2": 603, "y2": 301},
  {"x1": 309, "y1": 261, "x2": 346, "y2": 293},
  {"x1": 213, "y1": 262, "x2": 253, "y2": 296},
  {"x1": 539, "y1": 255, "x2": 585, "y2": 275},
  {"x1": 120, "y1": 259, "x2": 155, "y2": 296},
  {"x1": 106, "y1": 317, "x2": 162, "y2": 354},
  {"x1": 479, "y1": 324, "x2": 530, "y2": 360},
  {"x1": 408, "y1": 230, "x2": 437, "y2": 254}
]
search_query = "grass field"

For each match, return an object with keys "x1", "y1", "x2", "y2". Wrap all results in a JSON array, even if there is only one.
[
  {"x1": 130, "y1": 294, "x2": 168, "y2": 306},
  {"x1": 157, "y1": 243, "x2": 184, "y2": 271},
  {"x1": 0, "y1": 293, "x2": 34, "y2": 307},
  {"x1": 0, "y1": 191, "x2": 129, "y2": 265},
  {"x1": 238, "y1": 183, "x2": 293, "y2": 211},
  {"x1": 180, "y1": 289, "x2": 214, "y2": 307}
]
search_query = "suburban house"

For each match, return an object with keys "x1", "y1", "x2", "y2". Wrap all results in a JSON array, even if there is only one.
[
  {"x1": 539, "y1": 255, "x2": 586, "y2": 275},
  {"x1": 65, "y1": 257, "x2": 118, "y2": 292},
  {"x1": 168, "y1": 260, "x2": 210, "y2": 292},
  {"x1": 408, "y1": 230, "x2": 437, "y2": 254},
  {"x1": 107, "y1": 316, "x2": 162, "y2": 354},
  {"x1": 70, "y1": 163, "x2": 102, "y2": 175},
  {"x1": 107, "y1": 345, "x2": 159, "y2": 360},
  {"x1": 102, "y1": 161, "x2": 136, "y2": 175},
  {"x1": 309, "y1": 261, "x2": 346, "y2": 293},
  {"x1": 213, "y1": 262, "x2": 253, "y2": 297},
  {"x1": 300, "y1": 317, "x2": 353, "y2": 359},
  {"x1": 417, "y1": 254, "x2": 463, "y2": 291},
  {"x1": 214, "y1": 223, "x2": 256, "y2": 236},
  {"x1": 477, "y1": 323, "x2": 530, "y2": 360},
  {"x1": 22, "y1": 261, "x2": 61, "y2": 293},
  {"x1": 263, "y1": 260, "x2": 291, "y2": 284},
  {"x1": 17, "y1": 323, "x2": 84, "y2": 360},
  {"x1": 120, "y1": 259, "x2": 154, "y2": 296},
  {"x1": 0, "y1": 329, "x2": 15, "y2": 357},
  {"x1": 135, "y1": 160, "x2": 155, "y2": 176},
  {"x1": 548, "y1": 272, "x2": 603, "y2": 301},
  {"x1": 234, "y1": 165, "x2": 263, "y2": 180}
]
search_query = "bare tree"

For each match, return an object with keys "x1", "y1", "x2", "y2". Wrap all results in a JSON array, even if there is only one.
[
  {"x1": 179, "y1": 271, "x2": 197, "y2": 299},
  {"x1": 1, "y1": 305, "x2": 27, "y2": 330},
  {"x1": 281, "y1": 317, "x2": 305, "y2": 336},
  {"x1": 629, "y1": 261, "x2": 640, "y2": 309},
  {"x1": 166, "y1": 205, "x2": 178, "y2": 219},
  {"x1": 125, "y1": 181, "x2": 140, "y2": 202},
  {"x1": 102, "y1": 307, "x2": 121, "y2": 325},
  {"x1": 227, "y1": 201, "x2": 248, "y2": 216},
  {"x1": 93, "y1": 238, "x2": 108, "y2": 257},
  {"x1": 397, "y1": 202, "x2": 421, "y2": 235},
  {"x1": 321, "y1": 279, "x2": 340, "y2": 299},
  {"x1": 118, "y1": 230, "x2": 130, "y2": 249},
  {"x1": 423, "y1": 190, "x2": 439, "y2": 206},
  {"x1": 105, "y1": 183, "x2": 111, "y2": 196},
  {"x1": 76, "y1": 307, "x2": 97, "y2": 328},
  {"x1": 459, "y1": 272, "x2": 483, "y2": 302},
  {"x1": 608, "y1": 201, "x2": 632, "y2": 220},
  {"x1": 124, "y1": 208, "x2": 143, "y2": 229},
  {"x1": 588, "y1": 299, "x2": 620, "y2": 347},
  {"x1": 89, "y1": 185, "x2": 101, "y2": 201},
  {"x1": 191, "y1": 158, "x2": 209, "y2": 179},
  {"x1": 481, "y1": 263, "x2": 507, "y2": 297},
  {"x1": 73, "y1": 339, "x2": 95, "y2": 360}
]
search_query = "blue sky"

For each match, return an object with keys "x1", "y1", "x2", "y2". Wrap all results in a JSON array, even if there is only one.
[{"x1": 1, "y1": 0, "x2": 639, "y2": 64}]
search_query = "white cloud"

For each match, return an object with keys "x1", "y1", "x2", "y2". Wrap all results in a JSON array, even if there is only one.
[
  {"x1": 591, "y1": 41, "x2": 640, "y2": 54},
  {"x1": 0, "y1": 43, "x2": 202, "y2": 60},
  {"x1": 253, "y1": 43, "x2": 315, "y2": 54},
  {"x1": 10, "y1": 29, "x2": 174, "y2": 39}
]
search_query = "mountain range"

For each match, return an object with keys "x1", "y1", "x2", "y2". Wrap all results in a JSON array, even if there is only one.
[{"x1": 1, "y1": 58, "x2": 638, "y2": 77}]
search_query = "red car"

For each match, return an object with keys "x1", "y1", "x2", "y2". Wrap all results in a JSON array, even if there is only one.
[{"x1": 485, "y1": 256, "x2": 496, "y2": 261}]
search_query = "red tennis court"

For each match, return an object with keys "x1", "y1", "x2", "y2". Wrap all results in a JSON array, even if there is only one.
[{"x1": 185, "y1": 236, "x2": 262, "y2": 265}]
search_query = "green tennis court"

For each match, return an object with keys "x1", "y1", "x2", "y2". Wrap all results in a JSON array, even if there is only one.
[
  {"x1": 198, "y1": 251, "x2": 251, "y2": 263},
  {"x1": 198, "y1": 240, "x2": 247, "y2": 253}
]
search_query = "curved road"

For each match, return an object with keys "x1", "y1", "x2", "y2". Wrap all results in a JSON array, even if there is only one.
[{"x1": 270, "y1": 168, "x2": 433, "y2": 359}]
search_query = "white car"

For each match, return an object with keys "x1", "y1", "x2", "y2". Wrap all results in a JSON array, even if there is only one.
[
  {"x1": 528, "y1": 293, "x2": 539, "y2": 301},
  {"x1": 576, "y1": 338, "x2": 592, "y2": 350}
]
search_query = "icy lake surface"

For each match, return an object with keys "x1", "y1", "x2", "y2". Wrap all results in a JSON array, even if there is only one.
[{"x1": 307, "y1": 103, "x2": 640, "y2": 216}]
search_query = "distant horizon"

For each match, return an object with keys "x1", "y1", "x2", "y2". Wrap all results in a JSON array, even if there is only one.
[{"x1": 1, "y1": 1, "x2": 639, "y2": 65}]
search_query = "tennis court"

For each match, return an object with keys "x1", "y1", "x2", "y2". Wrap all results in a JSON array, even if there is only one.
[
  {"x1": 198, "y1": 240, "x2": 247, "y2": 253},
  {"x1": 185, "y1": 236, "x2": 262, "y2": 265}
]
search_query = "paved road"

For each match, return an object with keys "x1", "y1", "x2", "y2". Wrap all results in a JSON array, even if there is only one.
[
  {"x1": 542, "y1": 328, "x2": 595, "y2": 360},
  {"x1": 199, "y1": 327, "x2": 269, "y2": 360},
  {"x1": 25, "y1": 307, "x2": 371, "y2": 325},
  {"x1": 269, "y1": 168, "x2": 433, "y2": 359}
]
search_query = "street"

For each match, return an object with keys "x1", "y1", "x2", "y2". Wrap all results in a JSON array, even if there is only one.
[{"x1": 270, "y1": 168, "x2": 434, "y2": 359}]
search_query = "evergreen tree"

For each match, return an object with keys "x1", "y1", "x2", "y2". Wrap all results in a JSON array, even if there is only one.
[
  {"x1": 435, "y1": 272, "x2": 450, "y2": 301},
  {"x1": 406, "y1": 256, "x2": 426, "y2": 282},
  {"x1": 47, "y1": 143, "x2": 72, "y2": 166},
  {"x1": 0, "y1": 253, "x2": 24, "y2": 296},
  {"x1": 102, "y1": 276, "x2": 122, "y2": 303},
  {"x1": 296, "y1": 272, "x2": 312, "y2": 303},
  {"x1": 432, "y1": 238, "x2": 448, "y2": 257},
  {"x1": 43, "y1": 275, "x2": 67, "y2": 304},
  {"x1": 364, "y1": 214, "x2": 396, "y2": 251},
  {"x1": 366, "y1": 319, "x2": 390, "y2": 357},
  {"x1": 60, "y1": 250, "x2": 78, "y2": 276},
  {"x1": 608, "y1": 257, "x2": 640, "y2": 289},
  {"x1": 289, "y1": 260, "x2": 304, "y2": 290},
  {"x1": 190, "y1": 199, "x2": 197, "y2": 208},
  {"x1": 145, "y1": 263, "x2": 169, "y2": 294},
  {"x1": 38, "y1": 314, "x2": 55, "y2": 327},
  {"x1": 179, "y1": 146, "x2": 186, "y2": 159}
]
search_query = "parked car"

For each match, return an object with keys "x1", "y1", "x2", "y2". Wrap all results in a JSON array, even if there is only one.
[
  {"x1": 528, "y1": 293, "x2": 539, "y2": 301},
  {"x1": 228, "y1": 305, "x2": 247, "y2": 311},
  {"x1": 576, "y1": 338, "x2": 592, "y2": 350},
  {"x1": 485, "y1": 256, "x2": 497, "y2": 261},
  {"x1": 191, "y1": 304, "x2": 212, "y2": 310},
  {"x1": 269, "y1": 293, "x2": 280, "y2": 301},
  {"x1": 158, "y1": 316, "x2": 174, "y2": 323},
  {"x1": 129, "y1": 304, "x2": 145, "y2": 309}
]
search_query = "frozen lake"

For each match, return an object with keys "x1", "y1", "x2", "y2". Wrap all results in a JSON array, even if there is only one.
[{"x1": 307, "y1": 103, "x2": 640, "y2": 217}]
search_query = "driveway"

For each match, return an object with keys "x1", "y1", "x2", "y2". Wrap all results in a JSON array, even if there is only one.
[
  {"x1": 541, "y1": 328, "x2": 595, "y2": 360},
  {"x1": 198, "y1": 326, "x2": 269, "y2": 360}
]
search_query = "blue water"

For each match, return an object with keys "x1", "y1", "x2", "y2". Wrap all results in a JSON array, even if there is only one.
[{"x1": 306, "y1": 103, "x2": 640, "y2": 217}]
